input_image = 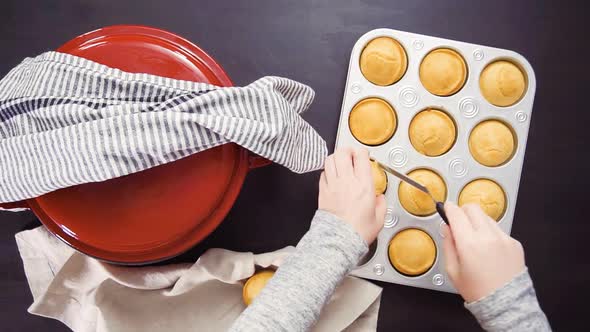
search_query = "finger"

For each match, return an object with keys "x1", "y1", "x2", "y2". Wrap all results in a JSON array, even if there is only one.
[
  {"x1": 334, "y1": 147, "x2": 354, "y2": 178},
  {"x1": 442, "y1": 224, "x2": 460, "y2": 279},
  {"x1": 324, "y1": 154, "x2": 337, "y2": 179},
  {"x1": 352, "y1": 148, "x2": 371, "y2": 180},
  {"x1": 445, "y1": 202, "x2": 474, "y2": 249},
  {"x1": 375, "y1": 194, "x2": 387, "y2": 228},
  {"x1": 486, "y1": 214, "x2": 508, "y2": 237},
  {"x1": 461, "y1": 204, "x2": 489, "y2": 231},
  {"x1": 465, "y1": 204, "x2": 504, "y2": 238},
  {"x1": 441, "y1": 223, "x2": 451, "y2": 240}
]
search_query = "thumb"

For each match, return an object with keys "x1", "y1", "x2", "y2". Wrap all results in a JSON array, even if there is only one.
[
  {"x1": 442, "y1": 224, "x2": 460, "y2": 281},
  {"x1": 375, "y1": 194, "x2": 387, "y2": 228}
]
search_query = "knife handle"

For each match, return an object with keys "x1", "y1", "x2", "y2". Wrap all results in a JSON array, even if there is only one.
[{"x1": 436, "y1": 202, "x2": 449, "y2": 225}]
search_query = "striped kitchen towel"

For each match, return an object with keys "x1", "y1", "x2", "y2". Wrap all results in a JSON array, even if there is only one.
[{"x1": 0, "y1": 52, "x2": 327, "y2": 203}]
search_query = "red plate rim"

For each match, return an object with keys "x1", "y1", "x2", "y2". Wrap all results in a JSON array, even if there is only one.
[{"x1": 58, "y1": 24, "x2": 234, "y2": 86}]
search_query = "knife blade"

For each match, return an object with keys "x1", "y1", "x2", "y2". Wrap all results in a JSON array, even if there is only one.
[
  {"x1": 372, "y1": 160, "x2": 429, "y2": 194},
  {"x1": 371, "y1": 158, "x2": 449, "y2": 225}
]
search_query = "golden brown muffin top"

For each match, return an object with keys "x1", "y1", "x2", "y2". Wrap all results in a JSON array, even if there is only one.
[
  {"x1": 469, "y1": 120, "x2": 515, "y2": 167},
  {"x1": 349, "y1": 98, "x2": 397, "y2": 146},
  {"x1": 480, "y1": 60, "x2": 526, "y2": 107},
  {"x1": 388, "y1": 228, "x2": 436, "y2": 276},
  {"x1": 419, "y1": 48, "x2": 467, "y2": 96},
  {"x1": 409, "y1": 109, "x2": 456, "y2": 156},
  {"x1": 243, "y1": 270, "x2": 275, "y2": 306},
  {"x1": 398, "y1": 169, "x2": 446, "y2": 216},
  {"x1": 360, "y1": 37, "x2": 408, "y2": 86},
  {"x1": 459, "y1": 179, "x2": 506, "y2": 221}
]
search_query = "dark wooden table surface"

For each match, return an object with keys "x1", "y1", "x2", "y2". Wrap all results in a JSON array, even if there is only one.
[{"x1": 1, "y1": 0, "x2": 588, "y2": 331}]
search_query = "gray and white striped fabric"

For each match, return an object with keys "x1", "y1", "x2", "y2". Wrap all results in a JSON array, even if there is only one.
[{"x1": 0, "y1": 52, "x2": 327, "y2": 203}]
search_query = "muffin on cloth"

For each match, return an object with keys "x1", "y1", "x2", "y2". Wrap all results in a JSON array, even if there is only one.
[
  {"x1": 469, "y1": 120, "x2": 515, "y2": 167},
  {"x1": 480, "y1": 60, "x2": 526, "y2": 107},
  {"x1": 388, "y1": 228, "x2": 436, "y2": 276},
  {"x1": 459, "y1": 179, "x2": 506, "y2": 221},
  {"x1": 419, "y1": 48, "x2": 467, "y2": 96},
  {"x1": 360, "y1": 37, "x2": 408, "y2": 86},
  {"x1": 243, "y1": 270, "x2": 275, "y2": 305},
  {"x1": 398, "y1": 169, "x2": 446, "y2": 216},
  {"x1": 409, "y1": 109, "x2": 456, "y2": 156},
  {"x1": 349, "y1": 98, "x2": 397, "y2": 145},
  {"x1": 15, "y1": 227, "x2": 383, "y2": 332}
]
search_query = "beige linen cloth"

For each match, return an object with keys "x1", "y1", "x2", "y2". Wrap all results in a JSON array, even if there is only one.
[{"x1": 15, "y1": 226, "x2": 382, "y2": 332}]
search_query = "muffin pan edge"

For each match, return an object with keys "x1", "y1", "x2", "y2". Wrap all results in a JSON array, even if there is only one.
[{"x1": 336, "y1": 28, "x2": 536, "y2": 293}]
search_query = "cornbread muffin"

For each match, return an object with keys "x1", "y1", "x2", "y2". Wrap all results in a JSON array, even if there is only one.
[
  {"x1": 480, "y1": 60, "x2": 526, "y2": 107},
  {"x1": 349, "y1": 98, "x2": 397, "y2": 145},
  {"x1": 459, "y1": 179, "x2": 506, "y2": 221},
  {"x1": 419, "y1": 48, "x2": 467, "y2": 96},
  {"x1": 388, "y1": 228, "x2": 436, "y2": 276},
  {"x1": 243, "y1": 270, "x2": 275, "y2": 306},
  {"x1": 370, "y1": 161, "x2": 387, "y2": 195},
  {"x1": 398, "y1": 169, "x2": 446, "y2": 216},
  {"x1": 409, "y1": 109, "x2": 456, "y2": 156},
  {"x1": 469, "y1": 120, "x2": 515, "y2": 167},
  {"x1": 360, "y1": 37, "x2": 408, "y2": 86}
]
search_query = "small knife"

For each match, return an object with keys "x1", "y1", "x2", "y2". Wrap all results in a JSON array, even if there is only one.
[{"x1": 371, "y1": 158, "x2": 449, "y2": 225}]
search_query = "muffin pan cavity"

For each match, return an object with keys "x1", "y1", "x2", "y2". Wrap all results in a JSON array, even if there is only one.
[
  {"x1": 480, "y1": 60, "x2": 527, "y2": 107},
  {"x1": 358, "y1": 240, "x2": 379, "y2": 267},
  {"x1": 360, "y1": 37, "x2": 408, "y2": 86},
  {"x1": 349, "y1": 97, "x2": 397, "y2": 145},
  {"x1": 388, "y1": 228, "x2": 437, "y2": 276},
  {"x1": 398, "y1": 169, "x2": 447, "y2": 217},
  {"x1": 409, "y1": 108, "x2": 457, "y2": 156},
  {"x1": 335, "y1": 28, "x2": 536, "y2": 293},
  {"x1": 469, "y1": 120, "x2": 517, "y2": 167},
  {"x1": 419, "y1": 48, "x2": 468, "y2": 96},
  {"x1": 371, "y1": 160, "x2": 388, "y2": 195},
  {"x1": 459, "y1": 179, "x2": 507, "y2": 221}
]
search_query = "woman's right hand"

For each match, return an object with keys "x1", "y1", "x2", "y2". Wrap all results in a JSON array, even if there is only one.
[{"x1": 442, "y1": 202, "x2": 526, "y2": 303}]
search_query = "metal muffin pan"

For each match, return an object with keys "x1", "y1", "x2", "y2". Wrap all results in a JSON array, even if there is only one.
[{"x1": 335, "y1": 28, "x2": 536, "y2": 293}]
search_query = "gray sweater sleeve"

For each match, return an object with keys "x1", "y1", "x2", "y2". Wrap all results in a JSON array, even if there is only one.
[
  {"x1": 229, "y1": 209, "x2": 368, "y2": 332},
  {"x1": 229, "y1": 210, "x2": 551, "y2": 332},
  {"x1": 465, "y1": 268, "x2": 551, "y2": 331}
]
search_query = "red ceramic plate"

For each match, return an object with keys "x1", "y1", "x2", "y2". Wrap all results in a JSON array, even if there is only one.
[{"x1": 5, "y1": 25, "x2": 266, "y2": 264}]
